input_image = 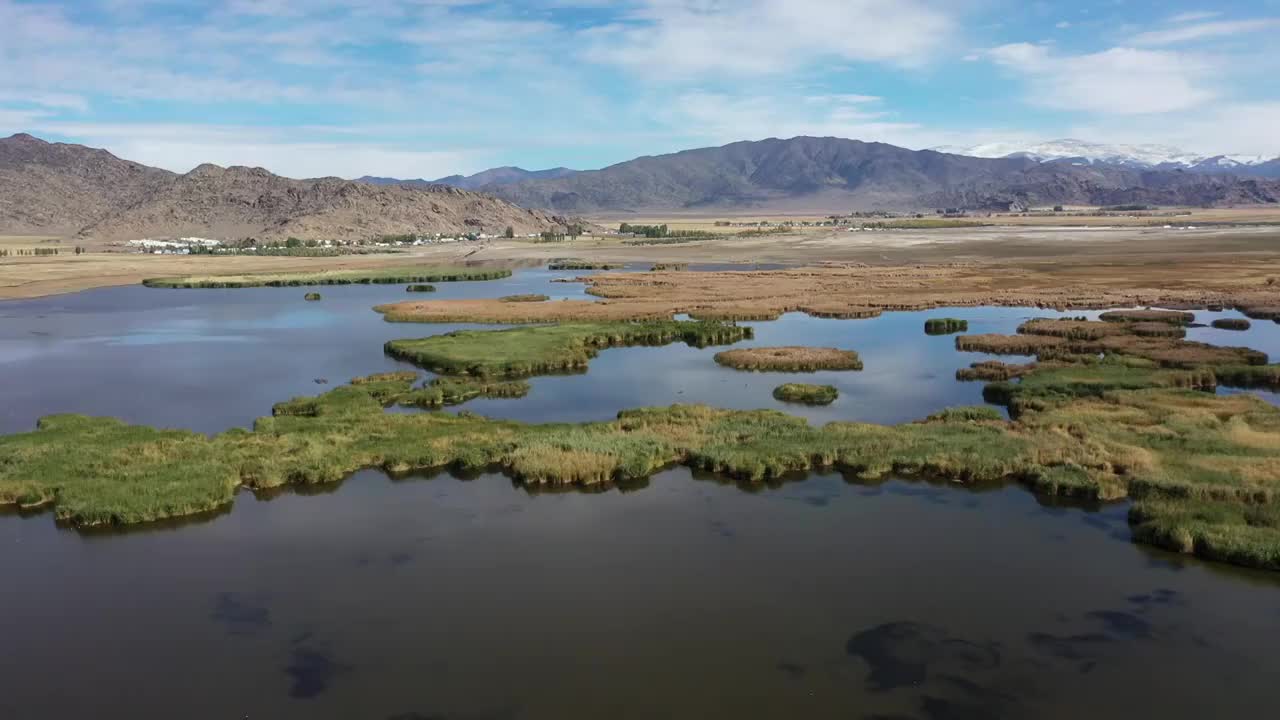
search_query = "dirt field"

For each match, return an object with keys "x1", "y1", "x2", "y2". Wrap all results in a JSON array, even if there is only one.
[{"x1": 4, "y1": 224, "x2": 1280, "y2": 300}]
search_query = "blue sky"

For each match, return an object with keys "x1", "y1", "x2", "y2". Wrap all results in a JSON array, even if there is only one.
[{"x1": 2, "y1": 0, "x2": 1279, "y2": 178}]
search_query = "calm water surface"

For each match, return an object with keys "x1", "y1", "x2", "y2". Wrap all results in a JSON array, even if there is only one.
[{"x1": 2, "y1": 268, "x2": 1280, "y2": 719}]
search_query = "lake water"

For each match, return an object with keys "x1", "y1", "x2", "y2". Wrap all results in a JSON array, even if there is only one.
[{"x1": 2, "y1": 267, "x2": 1280, "y2": 719}]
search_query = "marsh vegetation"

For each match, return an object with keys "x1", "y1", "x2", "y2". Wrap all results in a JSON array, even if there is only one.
[
  {"x1": 714, "y1": 347, "x2": 864, "y2": 372},
  {"x1": 773, "y1": 383, "x2": 839, "y2": 405},
  {"x1": 143, "y1": 266, "x2": 511, "y2": 289},
  {"x1": 386, "y1": 321, "x2": 752, "y2": 377},
  {"x1": 924, "y1": 318, "x2": 968, "y2": 335}
]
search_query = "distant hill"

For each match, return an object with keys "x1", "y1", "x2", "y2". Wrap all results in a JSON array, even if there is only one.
[
  {"x1": 0, "y1": 134, "x2": 576, "y2": 242},
  {"x1": 0, "y1": 133, "x2": 175, "y2": 234},
  {"x1": 486, "y1": 136, "x2": 1280, "y2": 213},
  {"x1": 358, "y1": 166, "x2": 578, "y2": 190}
]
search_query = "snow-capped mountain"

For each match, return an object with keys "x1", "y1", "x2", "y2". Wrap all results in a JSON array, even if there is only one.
[{"x1": 933, "y1": 139, "x2": 1277, "y2": 172}]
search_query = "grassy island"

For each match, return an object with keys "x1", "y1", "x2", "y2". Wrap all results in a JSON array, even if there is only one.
[
  {"x1": 924, "y1": 318, "x2": 968, "y2": 335},
  {"x1": 499, "y1": 294, "x2": 549, "y2": 303},
  {"x1": 406, "y1": 284, "x2": 436, "y2": 293},
  {"x1": 1099, "y1": 309, "x2": 1195, "y2": 325},
  {"x1": 548, "y1": 260, "x2": 622, "y2": 271},
  {"x1": 386, "y1": 321, "x2": 752, "y2": 377},
  {"x1": 303, "y1": 292, "x2": 321, "y2": 301},
  {"x1": 4, "y1": 360, "x2": 1280, "y2": 572},
  {"x1": 1213, "y1": 318, "x2": 1252, "y2": 331},
  {"x1": 773, "y1": 383, "x2": 838, "y2": 405},
  {"x1": 143, "y1": 266, "x2": 511, "y2": 289},
  {"x1": 715, "y1": 347, "x2": 863, "y2": 372}
]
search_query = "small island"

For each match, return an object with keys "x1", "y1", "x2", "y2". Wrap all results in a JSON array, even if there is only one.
[
  {"x1": 924, "y1": 318, "x2": 968, "y2": 335},
  {"x1": 406, "y1": 284, "x2": 436, "y2": 293},
  {"x1": 714, "y1": 346, "x2": 863, "y2": 372},
  {"x1": 772, "y1": 383, "x2": 838, "y2": 405},
  {"x1": 303, "y1": 292, "x2": 321, "y2": 301}
]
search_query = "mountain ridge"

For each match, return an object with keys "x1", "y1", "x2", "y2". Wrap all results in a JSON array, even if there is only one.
[
  {"x1": 484, "y1": 136, "x2": 1280, "y2": 213},
  {"x1": 0, "y1": 134, "x2": 576, "y2": 241},
  {"x1": 359, "y1": 166, "x2": 578, "y2": 190}
]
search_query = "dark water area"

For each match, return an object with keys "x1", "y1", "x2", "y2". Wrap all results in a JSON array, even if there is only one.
[
  {"x1": 4, "y1": 269, "x2": 1280, "y2": 718},
  {"x1": 3, "y1": 469, "x2": 1279, "y2": 719}
]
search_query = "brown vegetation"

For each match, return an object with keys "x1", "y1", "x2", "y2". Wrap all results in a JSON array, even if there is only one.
[{"x1": 713, "y1": 347, "x2": 863, "y2": 372}]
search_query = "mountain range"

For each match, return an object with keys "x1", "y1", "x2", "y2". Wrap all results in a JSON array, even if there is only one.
[
  {"x1": 0, "y1": 133, "x2": 575, "y2": 241},
  {"x1": 4, "y1": 133, "x2": 1280, "y2": 243},
  {"x1": 935, "y1": 139, "x2": 1280, "y2": 177},
  {"x1": 358, "y1": 166, "x2": 577, "y2": 190},
  {"x1": 479, "y1": 136, "x2": 1280, "y2": 213}
]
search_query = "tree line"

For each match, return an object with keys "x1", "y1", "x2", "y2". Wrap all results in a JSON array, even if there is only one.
[{"x1": 0, "y1": 247, "x2": 86, "y2": 257}]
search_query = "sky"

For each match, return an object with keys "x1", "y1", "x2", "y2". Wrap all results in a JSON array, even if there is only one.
[{"x1": 1, "y1": 0, "x2": 1279, "y2": 179}]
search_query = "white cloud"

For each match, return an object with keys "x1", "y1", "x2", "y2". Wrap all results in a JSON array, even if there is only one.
[
  {"x1": 13, "y1": 122, "x2": 486, "y2": 179},
  {"x1": 1167, "y1": 11, "x2": 1222, "y2": 23},
  {"x1": 659, "y1": 91, "x2": 1040, "y2": 152},
  {"x1": 1071, "y1": 102, "x2": 1280, "y2": 159},
  {"x1": 1131, "y1": 18, "x2": 1280, "y2": 46},
  {"x1": 987, "y1": 43, "x2": 1215, "y2": 114},
  {"x1": 584, "y1": 0, "x2": 953, "y2": 79}
]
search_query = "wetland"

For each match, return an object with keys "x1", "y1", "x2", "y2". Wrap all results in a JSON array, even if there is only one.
[{"x1": 4, "y1": 263, "x2": 1280, "y2": 718}]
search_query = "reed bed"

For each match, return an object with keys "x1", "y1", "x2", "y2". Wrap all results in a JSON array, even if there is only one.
[
  {"x1": 772, "y1": 383, "x2": 839, "y2": 405},
  {"x1": 406, "y1": 284, "x2": 436, "y2": 293},
  {"x1": 924, "y1": 318, "x2": 968, "y2": 335},
  {"x1": 6, "y1": 359, "x2": 1280, "y2": 572},
  {"x1": 144, "y1": 266, "x2": 511, "y2": 289},
  {"x1": 955, "y1": 361, "x2": 1037, "y2": 381},
  {"x1": 1213, "y1": 318, "x2": 1252, "y2": 331},
  {"x1": 386, "y1": 321, "x2": 752, "y2": 377},
  {"x1": 499, "y1": 294, "x2": 549, "y2": 303},
  {"x1": 548, "y1": 260, "x2": 622, "y2": 270},
  {"x1": 1099, "y1": 309, "x2": 1195, "y2": 324},
  {"x1": 714, "y1": 346, "x2": 863, "y2": 372}
]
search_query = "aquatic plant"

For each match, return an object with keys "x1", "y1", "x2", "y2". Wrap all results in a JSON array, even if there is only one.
[
  {"x1": 772, "y1": 383, "x2": 838, "y2": 405},
  {"x1": 5, "y1": 360, "x2": 1280, "y2": 572},
  {"x1": 386, "y1": 321, "x2": 752, "y2": 377},
  {"x1": 1213, "y1": 318, "x2": 1251, "y2": 331},
  {"x1": 304, "y1": 292, "x2": 321, "y2": 301},
  {"x1": 650, "y1": 263, "x2": 689, "y2": 272},
  {"x1": 1099, "y1": 309, "x2": 1195, "y2": 325},
  {"x1": 547, "y1": 260, "x2": 621, "y2": 271},
  {"x1": 499, "y1": 294, "x2": 549, "y2": 303},
  {"x1": 955, "y1": 361, "x2": 1037, "y2": 382},
  {"x1": 143, "y1": 267, "x2": 511, "y2": 289},
  {"x1": 924, "y1": 318, "x2": 968, "y2": 335},
  {"x1": 714, "y1": 347, "x2": 863, "y2": 372},
  {"x1": 406, "y1": 284, "x2": 436, "y2": 293}
]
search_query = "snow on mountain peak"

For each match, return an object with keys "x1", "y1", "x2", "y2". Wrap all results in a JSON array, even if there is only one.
[{"x1": 932, "y1": 139, "x2": 1274, "y2": 169}]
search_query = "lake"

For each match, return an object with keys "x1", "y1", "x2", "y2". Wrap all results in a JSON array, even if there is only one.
[{"x1": 2, "y1": 266, "x2": 1279, "y2": 719}]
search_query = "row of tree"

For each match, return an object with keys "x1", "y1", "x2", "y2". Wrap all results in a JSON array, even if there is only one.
[
  {"x1": 618, "y1": 223, "x2": 714, "y2": 239},
  {"x1": 0, "y1": 247, "x2": 86, "y2": 257}
]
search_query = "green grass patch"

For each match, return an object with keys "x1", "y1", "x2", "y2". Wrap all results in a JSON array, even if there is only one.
[
  {"x1": 499, "y1": 294, "x2": 549, "y2": 303},
  {"x1": 547, "y1": 260, "x2": 621, "y2": 270},
  {"x1": 773, "y1": 383, "x2": 838, "y2": 405},
  {"x1": 143, "y1": 266, "x2": 511, "y2": 289},
  {"x1": 385, "y1": 321, "x2": 752, "y2": 377},
  {"x1": 924, "y1": 318, "x2": 968, "y2": 335}
]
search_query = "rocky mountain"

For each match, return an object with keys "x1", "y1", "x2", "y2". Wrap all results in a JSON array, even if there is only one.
[
  {"x1": 0, "y1": 134, "x2": 576, "y2": 242},
  {"x1": 358, "y1": 166, "x2": 577, "y2": 190},
  {"x1": 0, "y1": 133, "x2": 175, "y2": 234},
  {"x1": 488, "y1": 136, "x2": 1280, "y2": 213}
]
